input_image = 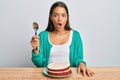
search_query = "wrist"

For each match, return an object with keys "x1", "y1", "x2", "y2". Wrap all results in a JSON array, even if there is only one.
[
  {"x1": 79, "y1": 62, "x2": 85, "y2": 67},
  {"x1": 33, "y1": 49, "x2": 39, "y2": 54}
]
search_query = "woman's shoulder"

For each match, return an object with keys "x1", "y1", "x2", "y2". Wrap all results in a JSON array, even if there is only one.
[
  {"x1": 39, "y1": 30, "x2": 48, "y2": 36},
  {"x1": 72, "y1": 29, "x2": 81, "y2": 35},
  {"x1": 72, "y1": 30, "x2": 82, "y2": 41}
]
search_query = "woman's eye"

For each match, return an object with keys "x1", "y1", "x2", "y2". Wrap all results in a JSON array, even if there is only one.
[
  {"x1": 53, "y1": 14, "x2": 57, "y2": 17},
  {"x1": 62, "y1": 14, "x2": 67, "y2": 17}
]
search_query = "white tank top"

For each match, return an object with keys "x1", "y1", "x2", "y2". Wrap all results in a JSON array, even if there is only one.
[{"x1": 48, "y1": 30, "x2": 73, "y2": 64}]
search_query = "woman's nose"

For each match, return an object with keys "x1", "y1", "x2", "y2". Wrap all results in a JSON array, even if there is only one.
[{"x1": 58, "y1": 15, "x2": 62, "y2": 21}]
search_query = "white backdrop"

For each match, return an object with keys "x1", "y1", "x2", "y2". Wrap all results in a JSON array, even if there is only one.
[{"x1": 0, "y1": 0, "x2": 120, "y2": 67}]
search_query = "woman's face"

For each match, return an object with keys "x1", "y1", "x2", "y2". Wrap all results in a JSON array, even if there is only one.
[{"x1": 50, "y1": 6, "x2": 68, "y2": 31}]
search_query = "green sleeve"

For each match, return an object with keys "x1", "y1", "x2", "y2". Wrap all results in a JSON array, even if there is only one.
[
  {"x1": 31, "y1": 32, "x2": 45, "y2": 67},
  {"x1": 73, "y1": 31, "x2": 86, "y2": 67},
  {"x1": 31, "y1": 50, "x2": 45, "y2": 67}
]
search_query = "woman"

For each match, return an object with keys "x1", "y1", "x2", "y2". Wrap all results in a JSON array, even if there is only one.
[{"x1": 31, "y1": 1, "x2": 94, "y2": 77}]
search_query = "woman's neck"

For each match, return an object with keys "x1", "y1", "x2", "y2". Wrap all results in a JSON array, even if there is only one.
[{"x1": 53, "y1": 29, "x2": 69, "y2": 35}]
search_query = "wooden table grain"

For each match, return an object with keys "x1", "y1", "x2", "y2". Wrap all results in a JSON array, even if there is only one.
[{"x1": 0, "y1": 67, "x2": 120, "y2": 80}]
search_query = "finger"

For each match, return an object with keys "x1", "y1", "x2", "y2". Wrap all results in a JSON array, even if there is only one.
[
  {"x1": 33, "y1": 39, "x2": 39, "y2": 42},
  {"x1": 90, "y1": 71, "x2": 95, "y2": 77},
  {"x1": 31, "y1": 36, "x2": 39, "y2": 40},
  {"x1": 77, "y1": 66, "x2": 81, "y2": 74},
  {"x1": 32, "y1": 38, "x2": 39, "y2": 41},
  {"x1": 85, "y1": 68, "x2": 91, "y2": 77},
  {"x1": 80, "y1": 68, "x2": 86, "y2": 77},
  {"x1": 31, "y1": 38, "x2": 39, "y2": 42},
  {"x1": 34, "y1": 41, "x2": 39, "y2": 45},
  {"x1": 82, "y1": 70, "x2": 86, "y2": 77},
  {"x1": 87, "y1": 69, "x2": 95, "y2": 77},
  {"x1": 86, "y1": 70, "x2": 91, "y2": 77},
  {"x1": 31, "y1": 41, "x2": 39, "y2": 49},
  {"x1": 33, "y1": 44, "x2": 39, "y2": 49}
]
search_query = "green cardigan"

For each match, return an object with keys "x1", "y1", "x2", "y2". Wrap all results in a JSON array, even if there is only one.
[{"x1": 32, "y1": 30, "x2": 86, "y2": 67}]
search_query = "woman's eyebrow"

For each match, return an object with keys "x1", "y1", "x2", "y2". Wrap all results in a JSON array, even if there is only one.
[{"x1": 53, "y1": 12, "x2": 67, "y2": 15}]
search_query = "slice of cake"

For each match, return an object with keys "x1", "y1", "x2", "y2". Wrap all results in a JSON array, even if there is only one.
[{"x1": 47, "y1": 62, "x2": 72, "y2": 76}]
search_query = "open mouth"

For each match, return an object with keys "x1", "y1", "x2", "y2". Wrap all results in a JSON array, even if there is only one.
[{"x1": 58, "y1": 23, "x2": 62, "y2": 26}]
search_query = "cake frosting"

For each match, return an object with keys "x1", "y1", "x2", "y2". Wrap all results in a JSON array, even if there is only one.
[{"x1": 47, "y1": 62, "x2": 72, "y2": 76}]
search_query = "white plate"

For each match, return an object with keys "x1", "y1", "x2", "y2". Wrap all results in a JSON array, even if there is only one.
[{"x1": 43, "y1": 68, "x2": 73, "y2": 78}]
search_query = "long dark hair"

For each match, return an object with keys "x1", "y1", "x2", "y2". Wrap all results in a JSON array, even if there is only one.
[{"x1": 46, "y1": 1, "x2": 72, "y2": 32}]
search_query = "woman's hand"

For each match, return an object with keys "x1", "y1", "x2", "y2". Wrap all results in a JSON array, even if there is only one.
[
  {"x1": 30, "y1": 35, "x2": 39, "y2": 54},
  {"x1": 77, "y1": 62, "x2": 95, "y2": 77}
]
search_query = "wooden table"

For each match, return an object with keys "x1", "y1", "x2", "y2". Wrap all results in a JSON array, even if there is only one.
[{"x1": 0, "y1": 67, "x2": 120, "y2": 80}]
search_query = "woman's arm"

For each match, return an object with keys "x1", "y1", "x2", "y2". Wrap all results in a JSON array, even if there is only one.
[
  {"x1": 73, "y1": 30, "x2": 86, "y2": 67},
  {"x1": 73, "y1": 30, "x2": 94, "y2": 77},
  {"x1": 31, "y1": 32, "x2": 45, "y2": 67}
]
